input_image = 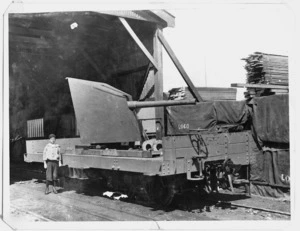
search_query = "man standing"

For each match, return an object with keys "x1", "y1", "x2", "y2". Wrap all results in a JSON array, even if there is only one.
[{"x1": 43, "y1": 134, "x2": 62, "y2": 194}]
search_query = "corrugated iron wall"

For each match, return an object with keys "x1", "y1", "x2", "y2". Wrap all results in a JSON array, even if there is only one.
[
  {"x1": 27, "y1": 118, "x2": 44, "y2": 138},
  {"x1": 26, "y1": 115, "x2": 80, "y2": 139}
]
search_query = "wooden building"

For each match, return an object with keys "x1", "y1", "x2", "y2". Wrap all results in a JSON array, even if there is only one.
[{"x1": 9, "y1": 10, "x2": 175, "y2": 160}]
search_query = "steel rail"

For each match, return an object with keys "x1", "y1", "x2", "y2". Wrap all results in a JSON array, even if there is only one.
[
  {"x1": 205, "y1": 198, "x2": 290, "y2": 217},
  {"x1": 10, "y1": 204, "x2": 54, "y2": 221}
]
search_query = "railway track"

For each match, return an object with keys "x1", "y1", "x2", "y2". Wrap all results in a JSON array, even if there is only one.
[
  {"x1": 10, "y1": 204, "x2": 54, "y2": 222},
  {"x1": 204, "y1": 198, "x2": 291, "y2": 217},
  {"x1": 10, "y1": 181, "x2": 113, "y2": 221},
  {"x1": 10, "y1": 175, "x2": 156, "y2": 221},
  {"x1": 10, "y1": 165, "x2": 290, "y2": 220}
]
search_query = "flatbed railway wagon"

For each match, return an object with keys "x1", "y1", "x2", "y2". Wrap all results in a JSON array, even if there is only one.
[
  {"x1": 19, "y1": 10, "x2": 259, "y2": 205},
  {"x1": 24, "y1": 77, "x2": 258, "y2": 205}
]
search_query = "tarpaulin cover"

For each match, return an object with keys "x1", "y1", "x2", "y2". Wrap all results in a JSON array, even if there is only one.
[
  {"x1": 250, "y1": 149, "x2": 290, "y2": 188},
  {"x1": 250, "y1": 183, "x2": 290, "y2": 199},
  {"x1": 251, "y1": 94, "x2": 289, "y2": 144},
  {"x1": 166, "y1": 100, "x2": 249, "y2": 135},
  {"x1": 214, "y1": 101, "x2": 249, "y2": 124}
]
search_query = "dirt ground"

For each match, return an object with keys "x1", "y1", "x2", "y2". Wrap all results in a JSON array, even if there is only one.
[{"x1": 7, "y1": 163, "x2": 290, "y2": 225}]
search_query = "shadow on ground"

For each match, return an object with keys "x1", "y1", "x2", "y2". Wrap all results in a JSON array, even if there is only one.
[
  {"x1": 10, "y1": 162, "x2": 250, "y2": 214},
  {"x1": 166, "y1": 190, "x2": 250, "y2": 213}
]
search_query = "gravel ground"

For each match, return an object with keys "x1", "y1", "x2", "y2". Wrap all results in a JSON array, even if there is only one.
[{"x1": 8, "y1": 163, "x2": 290, "y2": 224}]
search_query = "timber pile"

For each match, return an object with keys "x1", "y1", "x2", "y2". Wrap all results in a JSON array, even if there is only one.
[
  {"x1": 168, "y1": 87, "x2": 237, "y2": 101},
  {"x1": 168, "y1": 87, "x2": 185, "y2": 100},
  {"x1": 242, "y1": 52, "x2": 288, "y2": 85},
  {"x1": 240, "y1": 52, "x2": 288, "y2": 98}
]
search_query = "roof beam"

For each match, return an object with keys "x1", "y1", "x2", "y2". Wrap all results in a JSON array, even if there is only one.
[
  {"x1": 118, "y1": 17, "x2": 158, "y2": 70},
  {"x1": 157, "y1": 30, "x2": 203, "y2": 102},
  {"x1": 149, "y1": 10, "x2": 175, "y2": 28}
]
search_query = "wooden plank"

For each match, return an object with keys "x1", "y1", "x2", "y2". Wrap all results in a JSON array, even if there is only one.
[
  {"x1": 270, "y1": 89, "x2": 289, "y2": 93},
  {"x1": 153, "y1": 28, "x2": 164, "y2": 139},
  {"x1": 169, "y1": 87, "x2": 237, "y2": 101},
  {"x1": 138, "y1": 62, "x2": 154, "y2": 100},
  {"x1": 119, "y1": 17, "x2": 158, "y2": 70},
  {"x1": 231, "y1": 83, "x2": 289, "y2": 89},
  {"x1": 242, "y1": 52, "x2": 288, "y2": 86},
  {"x1": 157, "y1": 30, "x2": 203, "y2": 102}
]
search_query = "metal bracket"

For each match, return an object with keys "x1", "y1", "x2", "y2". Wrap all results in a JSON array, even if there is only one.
[
  {"x1": 161, "y1": 161, "x2": 171, "y2": 175},
  {"x1": 186, "y1": 158, "x2": 204, "y2": 181}
]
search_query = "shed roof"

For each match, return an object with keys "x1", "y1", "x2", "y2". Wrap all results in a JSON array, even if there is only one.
[
  {"x1": 97, "y1": 10, "x2": 175, "y2": 28},
  {"x1": 9, "y1": 10, "x2": 174, "y2": 58},
  {"x1": 9, "y1": 9, "x2": 175, "y2": 28}
]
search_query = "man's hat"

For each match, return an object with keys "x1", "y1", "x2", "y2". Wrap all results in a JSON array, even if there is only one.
[{"x1": 49, "y1": 134, "x2": 56, "y2": 139}]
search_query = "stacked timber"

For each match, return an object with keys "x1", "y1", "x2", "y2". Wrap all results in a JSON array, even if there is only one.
[
  {"x1": 168, "y1": 87, "x2": 237, "y2": 101},
  {"x1": 239, "y1": 52, "x2": 288, "y2": 98},
  {"x1": 168, "y1": 87, "x2": 185, "y2": 100},
  {"x1": 242, "y1": 52, "x2": 288, "y2": 85}
]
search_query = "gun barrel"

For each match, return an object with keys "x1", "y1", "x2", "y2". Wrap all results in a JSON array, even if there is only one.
[{"x1": 127, "y1": 99, "x2": 196, "y2": 109}]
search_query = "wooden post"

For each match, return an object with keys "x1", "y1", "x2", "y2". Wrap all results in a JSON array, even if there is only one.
[{"x1": 153, "y1": 28, "x2": 164, "y2": 139}]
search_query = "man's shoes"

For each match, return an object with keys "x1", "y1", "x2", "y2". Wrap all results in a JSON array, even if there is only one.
[{"x1": 52, "y1": 186, "x2": 58, "y2": 194}]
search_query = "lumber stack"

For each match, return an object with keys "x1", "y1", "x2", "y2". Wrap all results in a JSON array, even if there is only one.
[
  {"x1": 242, "y1": 52, "x2": 288, "y2": 86},
  {"x1": 239, "y1": 52, "x2": 289, "y2": 98},
  {"x1": 168, "y1": 87, "x2": 237, "y2": 101}
]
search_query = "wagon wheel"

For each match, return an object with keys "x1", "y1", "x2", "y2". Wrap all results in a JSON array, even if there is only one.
[
  {"x1": 145, "y1": 176, "x2": 176, "y2": 207},
  {"x1": 126, "y1": 185, "x2": 139, "y2": 201}
]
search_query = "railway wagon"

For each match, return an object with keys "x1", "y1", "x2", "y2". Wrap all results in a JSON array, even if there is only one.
[
  {"x1": 24, "y1": 77, "x2": 258, "y2": 205},
  {"x1": 15, "y1": 10, "x2": 259, "y2": 205}
]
